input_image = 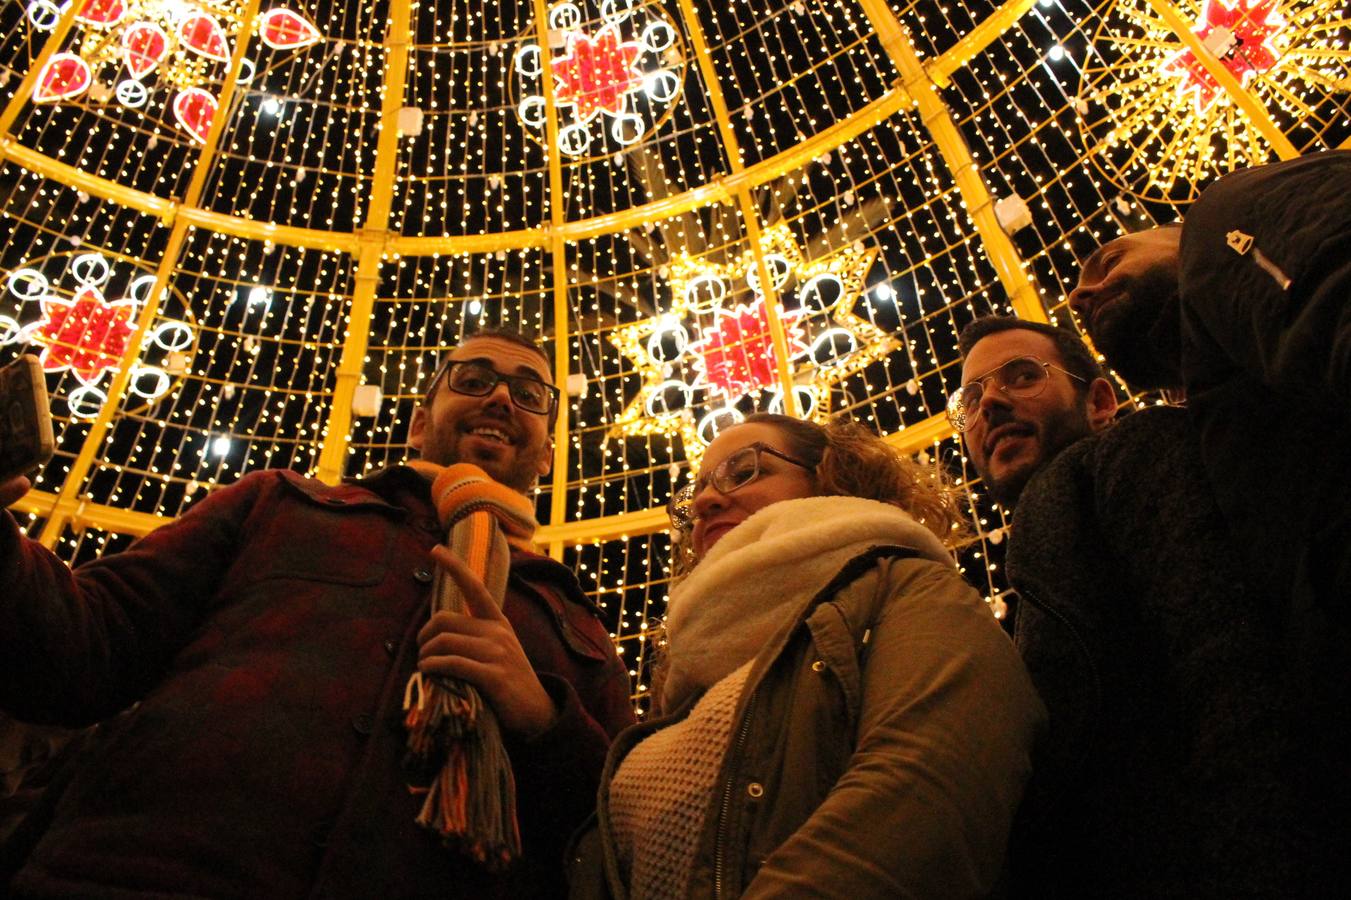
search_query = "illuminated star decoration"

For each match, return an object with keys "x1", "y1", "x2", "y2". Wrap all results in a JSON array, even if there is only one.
[
  {"x1": 1076, "y1": 0, "x2": 1344, "y2": 202},
  {"x1": 5, "y1": 253, "x2": 199, "y2": 418},
  {"x1": 1164, "y1": 0, "x2": 1285, "y2": 110},
  {"x1": 552, "y1": 25, "x2": 643, "y2": 121},
  {"x1": 607, "y1": 225, "x2": 899, "y2": 464},
  {"x1": 29, "y1": 2, "x2": 322, "y2": 143},
  {"x1": 35, "y1": 285, "x2": 137, "y2": 383},
  {"x1": 512, "y1": 2, "x2": 685, "y2": 158},
  {"x1": 688, "y1": 300, "x2": 809, "y2": 400}
]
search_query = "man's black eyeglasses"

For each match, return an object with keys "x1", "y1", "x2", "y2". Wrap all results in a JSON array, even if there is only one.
[{"x1": 430, "y1": 360, "x2": 559, "y2": 416}]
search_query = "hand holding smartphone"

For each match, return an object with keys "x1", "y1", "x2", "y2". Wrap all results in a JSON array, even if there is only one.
[{"x1": 0, "y1": 356, "x2": 55, "y2": 500}]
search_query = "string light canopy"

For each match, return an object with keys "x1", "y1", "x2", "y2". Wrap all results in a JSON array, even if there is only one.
[{"x1": 2, "y1": 0, "x2": 1348, "y2": 713}]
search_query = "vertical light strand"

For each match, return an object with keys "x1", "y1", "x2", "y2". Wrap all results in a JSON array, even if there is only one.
[
  {"x1": 1144, "y1": 0, "x2": 1298, "y2": 159},
  {"x1": 674, "y1": 0, "x2": 802, "y2": 418},
  {"x1": 36, "y1": 0, "x2": 267, "y2": 547},
  {"x1": 315, "y1": 0, "x2": 413, "y2": 484},
  {"x1": 529, "y1": 0, "x2": 577, "y2": 561}
]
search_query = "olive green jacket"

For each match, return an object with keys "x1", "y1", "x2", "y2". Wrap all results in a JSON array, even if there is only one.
[{"x1": 571, "y1": 547, "x2": 1045, "y2": 900}]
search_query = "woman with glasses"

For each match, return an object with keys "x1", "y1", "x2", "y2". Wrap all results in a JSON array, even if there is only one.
[{"x1": 571, "y1": 414, "x2": 1045, "y2": 900}]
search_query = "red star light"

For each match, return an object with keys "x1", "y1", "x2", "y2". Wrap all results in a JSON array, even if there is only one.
[
  {"x1": 1165, "y1": 0, "x2": 1284, "y2": 109},
  {"x1": 35, "y1": 286, "x2": 137, "y2": 383},
  {"x1": 551, "y1": 26, "x2": 643, "y2": 121},
  {"x1": 690, "y1": 301, "x2": 808, "y2": 400}
]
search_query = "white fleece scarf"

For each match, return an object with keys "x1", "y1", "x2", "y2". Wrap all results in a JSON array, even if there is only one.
[{"x1": 661, "y1": 495, "x2": 954, "y2": 711}]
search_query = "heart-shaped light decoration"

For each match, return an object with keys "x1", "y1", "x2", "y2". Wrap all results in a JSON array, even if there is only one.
[
  {"x1": 259, "y1": 8, "x2": 322, "y2": 50},
  {"x1": 178, "y1": 13, "x2": 230, "y2": 62},
  {"x1": 173, "y1": 88, "x2": 218, "y2": 143},
  {"x1": 34, "y1": 53, "x2": 93, "y2": 103},
  {"x1": 122, "y1": 22, "x2": 169, "y2": 79},
  {"x1": 76, "y1": 0, "x2": 128, "y2": 27}
]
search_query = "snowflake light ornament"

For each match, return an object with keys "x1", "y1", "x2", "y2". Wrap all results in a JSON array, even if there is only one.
[
  {"x1": 1077, "y1": 0, "x2": 1348, "y2": 202},
  {"x1": 28, "y1": 1, "x2": 321, "y2": 143},
  {"x1": 513, "y1": 0, "x2": 687, "y2": 158},
  {"x1": 2, "y1": 253, "x2": 198, "y2": 419},
  {"x1": 1163, "y1": 0, "x2": 1286, "y2": 111},
  {"x1": 607, "y1": 225, "x2": 899, "y2": 464}
]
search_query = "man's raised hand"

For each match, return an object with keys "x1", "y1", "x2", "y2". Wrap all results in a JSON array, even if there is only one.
[{"x1": 416, "y1": 544, "x2": 557, "y2": 739}]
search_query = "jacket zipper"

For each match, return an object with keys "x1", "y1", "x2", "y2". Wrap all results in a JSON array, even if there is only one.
[
  {"x1": 1252, "y1": 247, "x2": 1291, "y2": 291},
  {"x1": 713, "y1": 688, "x2": 757, "y2": 899},
  {"x1": 1016, "y1": 586, "x2": 1102, "y2": 785}
]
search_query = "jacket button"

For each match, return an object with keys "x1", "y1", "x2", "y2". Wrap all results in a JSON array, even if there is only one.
[
  {"x1": 383, "y1": 638, "x2": 397, "y2": 656},
  {"x1": 413, "y1": 567, "x2": 434, "y2": 584},
  {"x1": 352, "y1": 714, "x2": 374, "y2": 736},
  {"x1": 746, "y1": 782, "x2": 764, "y2": 799},
  {"x1": 810, "y1": 660, "x2": 826, "y2": 673}
]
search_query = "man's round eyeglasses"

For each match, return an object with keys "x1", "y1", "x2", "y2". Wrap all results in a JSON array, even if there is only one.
[
  {"x1": 946, "y1": 355, "x2": 1087, "y2": 433},
  {"x1": 667, "y1": 442, "x2": 814, "y2": 532},
  {"x1": 431, "y1": 360, "x2": 559, "y2": 416}
]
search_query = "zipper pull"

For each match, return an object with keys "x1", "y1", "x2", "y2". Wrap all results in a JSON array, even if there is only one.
[{"x1": 1226, "y1": 228, "x2": 1291, "y2": 291}]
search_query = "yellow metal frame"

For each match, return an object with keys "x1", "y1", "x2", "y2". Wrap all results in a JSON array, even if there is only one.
[
  {"x1": 4, "y1": 0, "x2": 1309, "y2": 549},
  {"x1": 314, "y1": 1, "x2": 413, "y2": 483},
  {"x1": 674, "y1": 0, "x2": 802, "y2": 418}
]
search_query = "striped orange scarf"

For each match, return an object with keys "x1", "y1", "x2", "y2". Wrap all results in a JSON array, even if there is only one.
[{"x1": 403, "y1": 461, "x2": 539, "y2": 869}]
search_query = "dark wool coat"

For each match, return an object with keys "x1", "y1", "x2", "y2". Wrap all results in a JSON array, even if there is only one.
[
  {"x1": 1006, "y1": 407, "x2": 1321, "y2": 899},
  {"x1": 1178, "y1": 148, "x2": 1351, "y2": 891},
  {"x1": 0, "y1": 466, "x2": 635, "y2": 899}
]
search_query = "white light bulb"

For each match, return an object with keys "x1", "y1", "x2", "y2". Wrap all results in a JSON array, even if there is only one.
[{"x1": 211, "y1": 436, "x2": 232, "y2": 458}]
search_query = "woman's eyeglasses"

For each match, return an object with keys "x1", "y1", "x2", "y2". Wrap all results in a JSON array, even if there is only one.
[{"x1": 667, "y1": 442, "x2": 813, "y2": 531}]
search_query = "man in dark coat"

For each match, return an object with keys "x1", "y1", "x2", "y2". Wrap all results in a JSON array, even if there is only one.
[
  {"x1": 955, "y1": 314, "x2": 1318, "y2": 898},
  {"x1": 1066, "y1": 148, "x2": 1351, "y2": 893},
  {"x1": 0, "y1": 329, "x2": 635, "y2": 898}
]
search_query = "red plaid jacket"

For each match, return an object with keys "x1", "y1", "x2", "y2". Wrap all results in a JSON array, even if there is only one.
[{"x1": 0, "y1": 466, "x2": 635, "y2": 899}]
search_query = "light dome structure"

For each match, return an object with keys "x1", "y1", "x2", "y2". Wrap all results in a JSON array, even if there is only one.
[{"x1": 2, "y1": 0, "x2": 1348, "y2": 711}]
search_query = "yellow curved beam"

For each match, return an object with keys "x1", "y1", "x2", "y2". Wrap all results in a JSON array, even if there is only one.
[
  {"x1": 1146, "y1": 0, "x2": 1299, "y2": 160},
  {"x1": 856, "y1": 0, "x2": 1045, "y2": 323},
  {"x1": 675, "y1": 0, "x2": 801, "y2": 417},
  {"x1": 525, "y1": 0, "x2": 576, "y2": 561},
  {"x1": 314, "y1": 0, "x2": 412, "y2": 484},
  {"x1": 0, "y1": 1, "x2": 84, "y2": 137}
]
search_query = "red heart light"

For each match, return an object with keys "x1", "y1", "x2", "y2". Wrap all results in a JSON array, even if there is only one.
[
  {"x1": 122, "y1": 22, "x2": 169, "y2": 79},
  {"x1": 34, "y1": 53, "x2": 93, "y2": 104},
  {"x1": 259, "y1": 9, "x2": 322, "y2": 50},
  {"x1": 173, "y1": 88, "x2": 218, "y2": 143},
  {"x1": 178, "y1": 14, "x2": 230, "y2": 62},
  {"x1": 76, "y1": 0, "x2": 127, "y2": 27}
]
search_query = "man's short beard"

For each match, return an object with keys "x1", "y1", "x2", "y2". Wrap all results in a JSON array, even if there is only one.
[
  {"x1": 982, "y1": 402, "x2": 1095, "y2": 509},
  {"x1": 1090, "y1": 266, "x2": 1183, "y2": 390}
]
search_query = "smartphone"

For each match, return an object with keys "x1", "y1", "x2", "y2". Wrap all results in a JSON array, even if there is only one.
[{"x1": 0, "y1": 355, "x2": 55, "y2": 483}]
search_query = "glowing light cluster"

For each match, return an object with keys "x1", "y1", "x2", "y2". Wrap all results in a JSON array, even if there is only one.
[
  {"x1": 513, "y1": 0, "x2": 686, "y2": 157},
  {"x1": 606, "y1": 225, "x2": 897, "y2": 462},
  {"x1": 1164, "y1": 0, "x2": 1285, "y2": 110},
  {"x1": 1078, "y1": 0, "x2": 1349, "y2": 201},
  {"x1": 29, "y1": 2, "x2": 321, "y2": 142},
  {"x1": 3, "y1": 254, "x2": 197, "y2": 418}
]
